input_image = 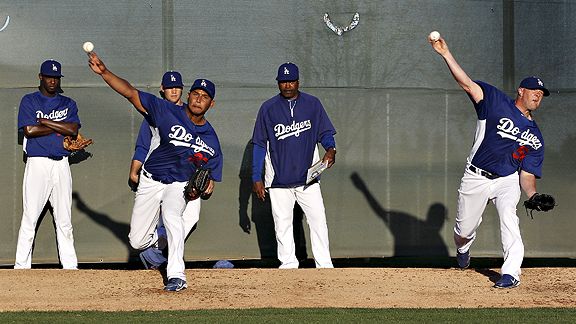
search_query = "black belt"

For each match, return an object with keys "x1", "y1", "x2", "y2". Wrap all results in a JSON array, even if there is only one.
[
  {"x1": 142, "y1": 170, "x2": 171, "y2": 184},
  {"x1": 469, "y1": 165, "x2": 500, "y2": 180}
]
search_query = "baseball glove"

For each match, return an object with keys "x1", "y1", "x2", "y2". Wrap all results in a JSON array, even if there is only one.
[
  {"x1": 523, "y1": 193, "x2": 556, "y2": 218},
  {"x1": 184, "y1": 168, "x2": 212, "y2": 200},
  {"x1": 63, "y1": 132, "x2": 93, "y2": 152}
]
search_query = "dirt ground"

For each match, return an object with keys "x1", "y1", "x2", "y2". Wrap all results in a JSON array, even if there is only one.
[{"x1": 1, "y1": 267, "x2": 575, "y2": 311}]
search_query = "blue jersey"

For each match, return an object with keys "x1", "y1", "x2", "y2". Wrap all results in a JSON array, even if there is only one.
[
  {"x1": 468, "y1": 81, "x2": 544, "y2": 178},
  {"x1": 132, "y1": 103, "x2": 187, "y2": 163},
  {"x1": 132, "y1": 102, "x2": 188, "y2": 163},
  {"x1": 17, "y1": 91, "x2": 80, "y2": 159},
  {"x1": 252, "y1": 91, "x2": 336, "y2": 187},
  {"x1": 138, "y1": 91, "x2": 223, "y2": 183},
  {"x1": 133, "y1": 119, "x2": 153, "y2": 163}
]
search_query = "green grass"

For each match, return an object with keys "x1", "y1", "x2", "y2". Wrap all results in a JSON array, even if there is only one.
[{"x1": 0, "y1": 308, "x2": 575, "y2": 323}]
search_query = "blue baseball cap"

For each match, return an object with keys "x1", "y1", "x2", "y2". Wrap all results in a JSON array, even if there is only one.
[
  {"x1": 40, "y1": 59, "x2": 63, "y2": 77},
  {"x1": 161, "y1": 71, "x2": 184, "y2": 88},
  {"x1": 190, "y1": 79, "x2": 215, "y2": 99},
  {"x1": 276, "y1": 62, "x2": 299, "y2": 82},
  {"x1": 519, "y1": 76, "x2": 550, "y2": 96}
]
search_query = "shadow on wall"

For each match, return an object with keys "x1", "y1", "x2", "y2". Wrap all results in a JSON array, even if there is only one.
[
  {"x1": 238, "y1": 140, "x2": 308, "y2": 262},
  {"x1": 72, "y1": 192, "x2": 140, "y2": 263},
  {"x1": 350, "y1": 172, "x2": 449, "y2": 257}
]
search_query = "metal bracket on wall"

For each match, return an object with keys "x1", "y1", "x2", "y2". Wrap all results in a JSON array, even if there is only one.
[
  {"x1": 0, "y1": 15, "x2": 10, "y2": 32},
  {"x1": 323, "y1": 12, "x2": 359, "y2": 36}
]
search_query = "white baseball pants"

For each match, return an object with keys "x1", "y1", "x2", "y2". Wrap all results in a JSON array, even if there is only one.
[
  {"x1": 454, "y1": 167, "x2": 523, "y2": 279},
  {"x1": 15, "y1": 157, "x2": 78, "y2": 269},
  {"x1": 269, "y1": 183, "x2": 333, "y2": 269},
  {"x1": 128, "y1": 172, "x2": 200, "y2": 281}
]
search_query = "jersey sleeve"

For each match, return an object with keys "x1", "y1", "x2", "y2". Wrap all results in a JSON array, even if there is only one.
[
  {"x1": 205, "y1": 139, "x2": 224, "y2": 182},
  {"x1": 251, "y1": 142, "x2": 266, "y2": 182},
  {"x1": 132, "y1": 119, "x2": 152, "y2": 162},
  {"x1": 521, "y1": 143, "x2": 544, "y2": 178},
  {"x1": 315, "y1": 98, "x2": 336, "y2": 149},
  {"x1": 17, "y1": 95, "x2": 38, "y2": 129},
  {"x1": 472, "y1": 81, "x2": 509, "y2": 120},
  {"x1": 520, "y1": 149, "x2": 544, "y2": 179},
  {"x1": 137, "y1": 91, "x2": 163, "y2": 127},
  {"x1": 65, "y1": 97, "x2": 81, "y2": 125},
  {"x1": 251, "y1": 104, "x2": 268, "y2": 147}
]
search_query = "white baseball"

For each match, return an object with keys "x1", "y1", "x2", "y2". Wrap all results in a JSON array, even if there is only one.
[
  {"x1": 429, "y1": 31, "x2": 440, "y2": 41},
  {"x1": 82, "y1": 41, "x2": 94, "y2": 53}
]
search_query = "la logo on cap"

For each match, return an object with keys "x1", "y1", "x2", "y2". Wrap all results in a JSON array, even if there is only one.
[
  {"x1": 52, "y1": 64, "x2": 58, "y2": 72},
  {"x1": 171, "y1": 74, "x2": 176, "y2": 82},
  {"x1": 284, "y1": 67, "x2": 290, "y2": 75},
  {"x1": 537, "y1": 79, "x2": 544, "y2": 87},
  {"x1": 201, "y1": 80, "x2": 207, "y2": 87}
]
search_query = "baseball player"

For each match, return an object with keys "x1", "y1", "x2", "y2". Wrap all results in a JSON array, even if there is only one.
[
  {"x1": 430, "y1": 34, "x2": 549, "y2": 288},
  {"x1": 15, "y1": 59, "x2": 82, "y2": 269},
  {"x1": 88, "y1": 52, "x2": 223, "y2": 292},
  {"x1": 129, "y1": 71, "x2": 202, "y2": 270},
  {"x1": 251, "y1": 62, "x2": 337, "y2": 269},
  {"x1": 129, "y1": 71, "x2": 186, "y2": 191}
]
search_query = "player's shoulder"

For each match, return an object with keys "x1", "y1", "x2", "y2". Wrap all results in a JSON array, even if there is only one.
[
  {"x1": 298, "y1": 91, "x2": 321, "y2": 103},
  {"x1": 262, "y1": 94, "x2": 283, "y2": 107},
  {"x1": 58, "y1": 93, "x2": 77, "y2": 104},
  {"x1": 50, "y1": 94, "x2": 78, "y2": 112},
  {"x1": 474, "y1": 80, "x2": 505, "y2": 95},
  {"x1": 199, "y1": 120, "x2": 222, "y2": 145},
  {"x1": 21, "y1": 91, "x2": 41, "y2": 102},
  {"x1": 138, "y1": 89, "x2": 163, "y2": 104},
  {"x1": 297, "y1": 91, "x2": 316, "y2": 99},
  {"x1": 200, "y1": 119, "x2": 215, "y2": 130},
  {"x1": 22, "y1": 91, "x2": 37, "y2": 99},
  {"x1": 21, "y1": 91, "x2": 76, "y2": 106},
  {"x1": 298, "y1": 92, "x2": 325, "y2": 111},
  {"x1": 258, "y1": 95, "x2": 283, "y2": 115}
]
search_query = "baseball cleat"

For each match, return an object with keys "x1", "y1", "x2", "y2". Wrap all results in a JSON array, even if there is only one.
[
  {"x1": 164, "y1": 278, "x2": 187, "y2": 292},
  {"x1": 494, "y1": 274, "x2": 520, "y2": 289},
  {"x1": 139, "y1": 247, "x2": 167, "y2": 270},
  {"x1": 456, "y1": 250, "x2": 470, "y2": 269}
]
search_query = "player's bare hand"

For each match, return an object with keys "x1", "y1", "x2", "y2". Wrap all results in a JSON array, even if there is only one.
[
  {"x1": 196, "y1": 180, "x2": 214, "y2": 200},
  {"x1": 204, "y1": 179, "x2": 215, "y2": 195},
  {"x1": 87, "y1": 52, "x2": 107, "y2": 75},
  {"x1": 128, "y1": 173, "x2": 139, "y2": 192},
  {"x1": 128, "y1": 178, "x2": 138, "y2": 192},
  {"x1": 252, "y1": 181, "x2": 266, "y2": 201},
  {"x1": 429, "y1": 37, "x2": 449, "y2": 56},
  {"x1": 323, "y1": 148, "x2": 336, "y2": 168}
]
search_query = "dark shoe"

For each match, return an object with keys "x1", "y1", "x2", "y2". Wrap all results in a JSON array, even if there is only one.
[
  {"x1": 494, "y1": 274, "x2": 520, "y2": 289},
  {"x1": 164, "y1": 278, "x2": 187, "y2": 292},
  {"x1": 456, "y1": 250, "x2": 470, "y2": 269}
]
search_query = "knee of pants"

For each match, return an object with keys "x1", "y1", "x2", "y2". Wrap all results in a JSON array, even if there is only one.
[{"x1": 128, "y1": 235, "x2": 150, "y2": 250}]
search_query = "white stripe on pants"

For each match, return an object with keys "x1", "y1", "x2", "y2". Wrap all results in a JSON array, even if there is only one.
[
  {"x1": 269, "y1": 183, "x2": 333, "y2": 269},
  {"x1": 453, "y1": 168, "x2": 523, "y2": 279},
  {"x1": 15, "y1": 157, "x2": 78, "y2": 269}
]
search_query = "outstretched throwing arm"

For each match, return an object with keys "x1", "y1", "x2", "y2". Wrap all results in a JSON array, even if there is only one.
[
  {"x1": 87, "y1": 52, "x2": 146, "y2": 114},
  {"x1": 429, "y1": 34, "x2": 483, "y2": 104}
]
